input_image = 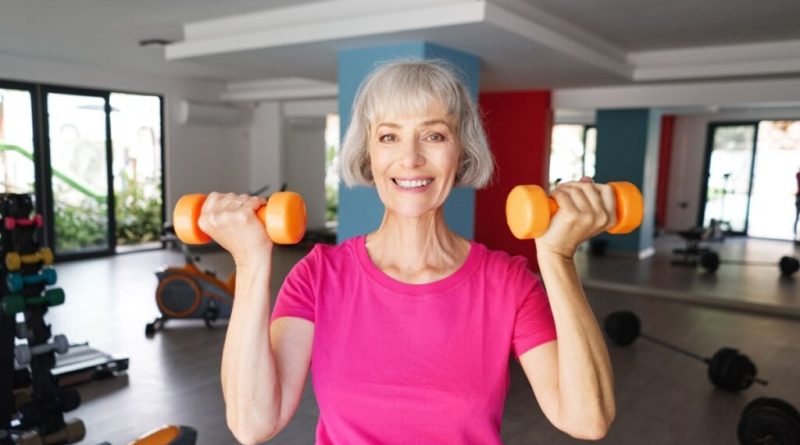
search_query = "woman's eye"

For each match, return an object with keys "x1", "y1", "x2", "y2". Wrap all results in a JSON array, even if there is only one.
[
  {"x1": 425, "y1": 132, "x2": 446, "y2": 142},
  {"x1": 379, "y1": 134, "x2": 396, "y2": 143}
]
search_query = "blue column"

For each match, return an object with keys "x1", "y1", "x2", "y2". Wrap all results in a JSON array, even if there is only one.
[
  {"x1": 594, "y1": 108, "x2": 660, "y2": 256},
  {"x1": 336, "y1": 42, "x2": 480, "y2": 243}
]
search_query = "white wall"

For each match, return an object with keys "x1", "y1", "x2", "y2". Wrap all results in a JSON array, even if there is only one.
[
  {"x1": 248, "y1": 102, "x2": 284, "y2": 195},
  {"x1": 285, "y1": 117, "x2": 327, "y2": 230},
  {"x1": 0, "y1": 52, "x2": 251, "y2": 222}
]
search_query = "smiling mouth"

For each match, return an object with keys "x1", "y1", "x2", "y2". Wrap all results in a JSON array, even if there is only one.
[{"x1": 392, "y1": 178, "x2": 434, "y2": 189}]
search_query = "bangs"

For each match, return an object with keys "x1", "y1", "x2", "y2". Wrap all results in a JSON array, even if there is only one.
[{"x1": 360, "y1": 62, "x2": 463, "y2": 127}]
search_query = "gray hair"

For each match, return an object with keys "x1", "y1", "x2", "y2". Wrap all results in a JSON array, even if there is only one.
[{"x1": 339, "y1": 59, "x2": 494, "y2": 188}]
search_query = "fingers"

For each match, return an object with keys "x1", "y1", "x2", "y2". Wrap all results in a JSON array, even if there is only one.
[
  {"x1": 598, "y1": 185, "x2": 618, "y2": 231},
  {"x1": 242, "y1": 195, "x2": 267, "y2": 212},
  {"x1": 203, "y1": 193, "x2": 265, "y2": 213},
  {"x1": 198, "y1": 192, "x2": 265, "y2": 233},
  {"x1": 552, "y1": 180, "x2": 617, "y2": 234}
]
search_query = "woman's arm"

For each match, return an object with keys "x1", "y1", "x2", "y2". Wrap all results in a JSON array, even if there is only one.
[
  {"x1": 518, "y1": 254, "x2": 615, "y2": 440},
  {"x1": 220, "y1": 262, "x2": 313, "y2": 444},
  {"x1": 517, "y1": 179, "x2": 618, "y2": 440},
  {"x1": 196, "y1": 192, "x2": 314, "y2": 444}
]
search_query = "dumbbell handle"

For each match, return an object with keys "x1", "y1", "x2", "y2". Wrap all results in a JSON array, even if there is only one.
[{"x1": 639, "y1": 333, "x2": 768, "y2": 386}]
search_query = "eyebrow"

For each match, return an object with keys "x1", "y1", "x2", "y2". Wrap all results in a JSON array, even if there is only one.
[{"x1": 375, "y1": 119, "x2": 451, "y2": 129}]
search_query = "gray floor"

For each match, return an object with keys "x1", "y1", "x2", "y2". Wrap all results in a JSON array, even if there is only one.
[{"x1": 37, "y1": 235, "x2": 800, "y2": 444}]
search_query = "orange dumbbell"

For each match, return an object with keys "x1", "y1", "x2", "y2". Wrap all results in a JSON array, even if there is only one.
[
  {"x1": 506, "y1": 181, "x2": 643, "y2": 239},
  {"x1": 173, "y1": 192, "x2": 307, "y2": 245}
]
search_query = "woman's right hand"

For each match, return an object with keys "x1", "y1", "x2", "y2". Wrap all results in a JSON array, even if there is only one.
[{"x1": 197, "y1": 192, "x2": 272, "y2": 267}]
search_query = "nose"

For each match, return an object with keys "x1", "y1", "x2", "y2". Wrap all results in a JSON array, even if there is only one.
[{"x1": 399, "y1": 139, "x2": 425, "y2": 169}]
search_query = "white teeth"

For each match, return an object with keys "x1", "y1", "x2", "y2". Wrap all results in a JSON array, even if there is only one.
[{"x1": 395, "y1": 178, "x2": 433, "y2": 189}]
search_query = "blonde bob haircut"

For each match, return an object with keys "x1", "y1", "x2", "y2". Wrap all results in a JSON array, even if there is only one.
[{"x1": 339, "y1": 59, "x2": 494, "y2": 189}]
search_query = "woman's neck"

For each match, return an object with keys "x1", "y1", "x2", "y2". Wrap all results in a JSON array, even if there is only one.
[{"x1": 365, "y1": 209, "x2": 470, "y2": 283}]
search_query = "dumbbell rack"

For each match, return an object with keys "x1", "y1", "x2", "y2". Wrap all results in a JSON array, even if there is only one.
[{"x1": 0, "y1": 194, "x2": 84, "y2": 445}]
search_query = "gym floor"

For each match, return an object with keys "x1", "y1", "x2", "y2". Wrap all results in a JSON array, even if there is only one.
[{"x1": 46, "y1": 236, "x2": 800, "y2": 444}]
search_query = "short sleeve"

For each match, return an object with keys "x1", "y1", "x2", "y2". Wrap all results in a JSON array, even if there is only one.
[
  {"x1": 511, "y1": 261, "x2": 557, "y2": 358},
  {"x1": 270, "y1": 246, "x2": 319, "y2": 323}
]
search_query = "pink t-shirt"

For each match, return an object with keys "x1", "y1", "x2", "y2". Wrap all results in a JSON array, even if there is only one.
[{"x1": 271, "y1": 235, "x2": 557, "y2": 444}]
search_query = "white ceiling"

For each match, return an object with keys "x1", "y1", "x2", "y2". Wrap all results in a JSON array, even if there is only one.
[{"x1": 1, "y1": 0, "x2": 799, "y2": 90}]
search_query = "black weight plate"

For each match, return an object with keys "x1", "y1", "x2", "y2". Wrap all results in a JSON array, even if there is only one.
[
  {"x1": 603, "y1": 311, "x2": 640, "y2": 346},
  {"x1": 779, "y1": 256, "x2": 800, "y2": 276},
  {"x1": 738, "y1": 397, "x2": 800, "y2": 445},
  {"x1": 708, "y1": 347, "x2": 738, "y2": 391},
  {"x1": 700, "y1": 251, "x2": 721, "y2": 273}
]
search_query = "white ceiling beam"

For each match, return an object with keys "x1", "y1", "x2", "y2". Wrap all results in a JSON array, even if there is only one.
[
  {"x1": 166, "y1": 1, "x2": 486, "y2": 60},
  {"x1": 629, "y1": 40, "x2": 800, "y2": 81},
  {"x1": 554, "y1": 77, "x2": 800, "y2": 110}
]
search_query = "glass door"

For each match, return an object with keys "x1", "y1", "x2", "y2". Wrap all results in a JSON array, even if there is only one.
[
  {"x1": 43, "y1": 90, "x2": 114, "y2": 258},
  {"x1": 110, "y1": 92, "x2": 163, "y2": 251},
  {"x1": 0, "y1": 83, "x2": 37, "y2": 195},
  {"x1": 700, "y1": 123, "x2": 758, "y2": 235},
  {"x1": 748, "y1": 120, "x2": 800, "y2": 240}
]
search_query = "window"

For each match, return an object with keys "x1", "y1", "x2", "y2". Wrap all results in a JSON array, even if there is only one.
[{"x1": 549, "y1": 124, "x2": 596, "y2": 188}]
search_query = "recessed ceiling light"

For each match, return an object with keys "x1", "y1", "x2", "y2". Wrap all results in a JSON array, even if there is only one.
[{"x1": 139, "y1": 39, "x2": 173, "y2": 48}]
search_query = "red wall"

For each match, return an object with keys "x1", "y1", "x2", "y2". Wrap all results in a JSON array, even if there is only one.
[
  {"x1": 475, "y1": 91, "x2": 552, "y2": 269},
  {"x1": 656, "y1": 115, "x2": 675, "y2": 229}
]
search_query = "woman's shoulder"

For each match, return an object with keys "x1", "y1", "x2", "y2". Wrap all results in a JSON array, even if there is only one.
[
  {"x1": 299, "y1": 236, "x2": 361, "y2": 267},
  {"x1": 474, "y1": 241, "x2": 532, "y2": 273}
]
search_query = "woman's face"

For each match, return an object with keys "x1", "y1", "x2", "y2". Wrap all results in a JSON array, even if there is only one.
[{"x1": 368, "y1": 100, "x2": 461, "y2": 219}]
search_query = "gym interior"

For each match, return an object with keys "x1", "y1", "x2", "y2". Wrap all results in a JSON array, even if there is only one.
[{"x1": 1, "y1": 1, "x2": 800, "y2": 444}]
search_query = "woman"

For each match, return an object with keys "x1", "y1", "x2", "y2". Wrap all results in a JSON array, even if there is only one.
[{"x1": 201, "y1": 60, "x2": 616, "y2": 444}]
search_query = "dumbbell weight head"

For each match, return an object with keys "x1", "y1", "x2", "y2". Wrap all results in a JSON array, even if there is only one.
[
  {"x1": 59, "y1": 387, "x2": 81, "y2": 412},
  {"x1": 18, "y1": 401, "x2": 42, "y2": 428},
  {"x1": 16, "y1": 321, "x2": 33, "y2": 340},
  {"x1": 41, "y1": 268, "x2": 57, "y2": 285},
  {"x1": 42, "y1": 288, "x2": 66, "y2": 307},
  {"x1": 506, "y1": 181, "x2": 643, "y2": 240},
  {"x1": 129, "y1": 425, "x2": 198, "y2": 445},
  {"x1": 173, "y1": 191, "x2": 307, "y2": 245},
  {"x1": 603, "y1": 310, "x2": 641, "y2": 346},
  {"x1": 779, "y1": 256, "x2": 800, "y2": 277},
  {"x1": 7, "y1": 273, "x2": 24, "y2": 293},
  {"x1": 1, "y1": 295, "x2": 25, "y2": 316},
  {"x1": 14, "y1": 345, "x2": 31, "y2": 366},
  {"x1": 5, "y1": 252, "x2": 21, "y2": 271},
  {"x1": 15, "y1": 431, "x2": 42, "y2": 445},
  {"x1": 39, "y1": 248, "x2": 54, "y2": 266},
  {"x1": 52, "y1": 334, "x2": 69, "y2": 353},
  {"x1": 738, "y1": 397, "x2": 800, "y2": 445},
  {"x1": 708, "y1": 347, "x2": 758, "y2": 392}
]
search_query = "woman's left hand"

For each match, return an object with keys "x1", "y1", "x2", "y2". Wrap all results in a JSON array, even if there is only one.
[{"x1": 535, "y1": 176, "x2": 617, "y2": 259}]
